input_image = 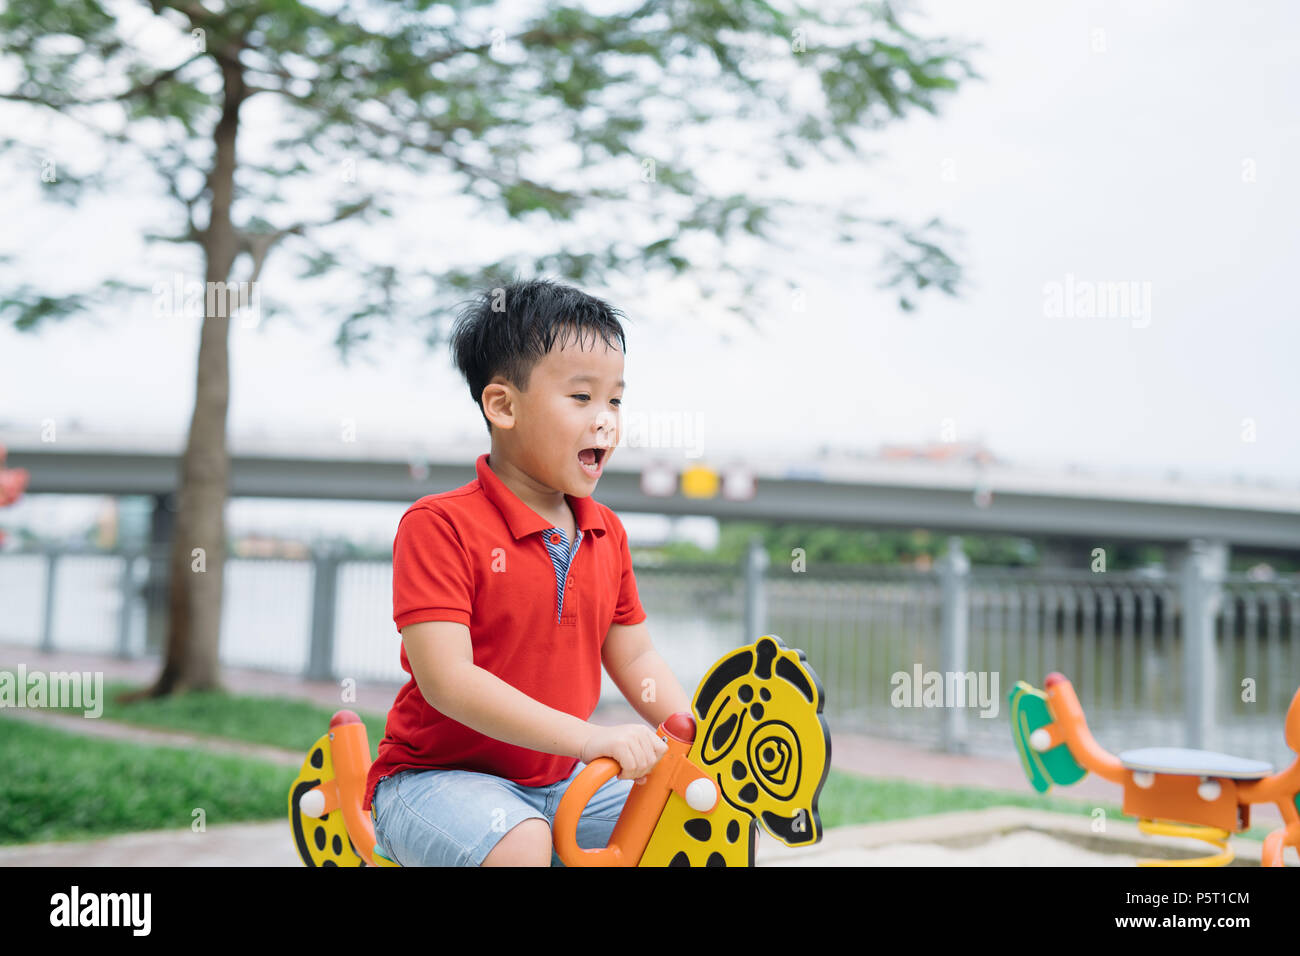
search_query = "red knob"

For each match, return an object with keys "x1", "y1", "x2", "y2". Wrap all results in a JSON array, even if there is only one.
[
  {"x1": 1044, "y1": 672, "x2": 1066, "y2": 688},
  {"x1": 663, "y1": 712, "x2": 696, "y2": 743},
  {"x1": 330, "y1": 710, "x2": 362, "y2": 727}
]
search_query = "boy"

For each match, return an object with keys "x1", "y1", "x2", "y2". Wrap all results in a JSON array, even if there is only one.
[{"x1": 363, "y1": 277, "x2": 693, "y2": 866}]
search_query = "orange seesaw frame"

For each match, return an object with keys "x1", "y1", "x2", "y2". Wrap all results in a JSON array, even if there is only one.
[{"x1": 1032, "y1": 673, "x2": 1300, "y2": 866}]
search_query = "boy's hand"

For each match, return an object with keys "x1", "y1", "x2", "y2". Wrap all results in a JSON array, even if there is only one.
[{"x1": 580, "y1": 724, "x2": 668, "y2": 781}]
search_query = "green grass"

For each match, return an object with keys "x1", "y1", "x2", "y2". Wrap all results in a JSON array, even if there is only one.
[
  {"x1": 0, "y1": 717, "x2": 294, "y2": 846},
  {"x1": 34, "y1": 678, "x2": 387, "y2": 757},
  {"x1": 817, "y1": 769, "x2": 1123, "y2": 828}
]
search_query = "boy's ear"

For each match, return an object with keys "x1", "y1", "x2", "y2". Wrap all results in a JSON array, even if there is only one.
[{"x1": 481, "y1": 381, "x2": 516, "y2": 430}]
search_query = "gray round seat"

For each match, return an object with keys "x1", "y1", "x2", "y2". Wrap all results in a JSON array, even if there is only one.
[{"x1": 1117, "y1": 747, "x2": 1273, "y2": 780}]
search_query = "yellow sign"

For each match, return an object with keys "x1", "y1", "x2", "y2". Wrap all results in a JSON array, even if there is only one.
[{"x1": 680, "y1": 464, "x2": 719, "y2": 498}]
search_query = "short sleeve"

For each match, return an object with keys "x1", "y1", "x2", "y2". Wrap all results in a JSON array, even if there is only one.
[
  {"x1": 610, "y1": 512, "x2": 647, "y2": 626},
  {"x1": 392, "y1": 506, "x2": 474, "y2": 632}
]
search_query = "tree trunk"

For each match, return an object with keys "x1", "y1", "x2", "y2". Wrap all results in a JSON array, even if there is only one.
[{"x1": 129, "y1": 54, "x2": 245, "y2": 699}]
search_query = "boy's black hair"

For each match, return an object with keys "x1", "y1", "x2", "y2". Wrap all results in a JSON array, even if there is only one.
[{"x1": 449, "y1": 277, "x2": 629, "y2": 435}]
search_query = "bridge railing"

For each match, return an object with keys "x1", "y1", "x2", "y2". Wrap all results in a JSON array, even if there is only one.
[{"x1": 0, "y1": 539, "x2": 1295, "y2": 769}]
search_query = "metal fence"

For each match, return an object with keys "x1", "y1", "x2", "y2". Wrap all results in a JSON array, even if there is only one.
[{"x1": 1, "y1": 538, "x2": 1297, "y2": 770}]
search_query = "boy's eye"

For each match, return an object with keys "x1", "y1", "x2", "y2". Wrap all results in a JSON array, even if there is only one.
[{"x1": 572, "y1": 394, "x2": 623, "y2": 406}]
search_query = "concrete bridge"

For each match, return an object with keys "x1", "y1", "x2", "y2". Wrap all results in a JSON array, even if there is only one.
[{"x1": 4, "y1": 430, "x2": 1300, "y2": 564}]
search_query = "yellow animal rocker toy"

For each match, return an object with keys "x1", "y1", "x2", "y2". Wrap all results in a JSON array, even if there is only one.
[{"x1": 290, "y1": 635, "x2": 832, "y2": 867}]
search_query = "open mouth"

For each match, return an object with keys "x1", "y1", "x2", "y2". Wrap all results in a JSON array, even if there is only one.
[{"x1": 578, "y1": 446, "x2": 606, "y2": 477}]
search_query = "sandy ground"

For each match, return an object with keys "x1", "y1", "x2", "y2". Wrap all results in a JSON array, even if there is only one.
[
  {"x1": 752, "y1": 807, "x2": 1292, "y2": 867},
  {"x1": 3, "y1": 809, "x2": 1289, "y2": 867},
  {"x1": 760, "y1": 830, "x2": 1134, "y2": 866},
  {"x1": 0, "y1": 822, "x2": 1135, "y2": 866}
]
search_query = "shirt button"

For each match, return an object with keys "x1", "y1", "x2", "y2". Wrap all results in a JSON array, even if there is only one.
[{"x1": 549, "y1": 533, "x2": 560, "y2": 544}]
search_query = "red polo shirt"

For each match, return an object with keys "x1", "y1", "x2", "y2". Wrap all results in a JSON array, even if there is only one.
[{"x1": 362, "y1": 452, "x2": 647, "y2": 811}]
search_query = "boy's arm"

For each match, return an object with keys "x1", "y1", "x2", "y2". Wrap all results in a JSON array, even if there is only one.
[
  {"x1": 403, "y1": 621, "x2": 592, "y2": 758},
  {"x1": 602, "y1": 619, "x2": 693, "y2": 728}
]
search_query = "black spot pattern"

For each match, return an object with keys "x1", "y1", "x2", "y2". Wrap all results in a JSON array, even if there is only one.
[
  {"x1": 775, "y1": 657, "x2": 814, "y2": 702},
  {"x1": 738, "y1": 783, "x2": 758, "y2": 803},
  {"x1": 727, "y1": 820, "x2": 740, "y2": 843},
  {"x1": 310, "y1": 748, "x2": 324, "y2": 769},
  {"x1": 333, "y1": 834, "x2": 342, "y2": 855},
  {"x1": 314, "y1": 828, "x2": 326, "y2": 851},
  {"x1": 694, "y1": 652, "x2": 753, "y2": 720},
  {"x1": 684, "y1": 819, "x2": 712, "y2": 842},
  {"x1": 760, "y1": 688, "x2": 771, "y2": 701},
  {"x1": 738, "y1": 684, "x2": 753, "y2": 702},
  {"x1": 706, "y1": 852, "x2": 726, "y2": 867},
  {"x1": 669, "y1": 851, "x2": 691, "y2": 867},
  {"x1": 763, "y1": 809, "x2": 814, "y2": 845},
  {"x1": 731, "y1": 760, "x2": 747, "y2": 780},
  {"x1": 750, "y1": 703, "x2": 765, "y2": 720},
  {"x1": 711, "y1": 713, "x2": 737, "y2": 751}
]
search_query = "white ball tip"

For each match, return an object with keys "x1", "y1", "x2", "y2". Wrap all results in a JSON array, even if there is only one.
[
  {"x1": 1029, "y1": 729, "x2": 1052, "y2": 752},
  {"x1": 685, "y1": 778, "x2": 717, "y2": 812},
  {"x1": 299, "y1": 789, "x2": 326, "y2": 818}
]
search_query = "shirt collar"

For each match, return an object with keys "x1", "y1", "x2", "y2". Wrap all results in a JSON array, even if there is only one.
[{"x1": 476, "y1": 453, "x2": 607, "y2": 541}]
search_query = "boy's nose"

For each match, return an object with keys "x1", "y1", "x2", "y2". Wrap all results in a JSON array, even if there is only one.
[{"x1": 593, "y1": 411, "x2": 618, "y2": 447}]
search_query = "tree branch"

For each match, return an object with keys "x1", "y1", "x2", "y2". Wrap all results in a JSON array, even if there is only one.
[
  {"x1": 0, "y1": 51, "x2": 207, "y2": 110},
  {"x1": 235, "y1": 197, "x2": 375, "y2": 283}
]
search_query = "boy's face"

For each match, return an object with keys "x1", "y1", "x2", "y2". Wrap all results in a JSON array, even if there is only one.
[{"x1": 486, "y1": 327, "x2": 624, "y2": 498}]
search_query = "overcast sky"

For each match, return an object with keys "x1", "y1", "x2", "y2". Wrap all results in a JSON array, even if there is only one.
[{"x1": 2, "y1": 0, "x2": 1297, "y2": 540}]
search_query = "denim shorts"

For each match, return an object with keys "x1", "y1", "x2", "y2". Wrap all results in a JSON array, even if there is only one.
[{"x1": 371, "y1": 761, "x2": 633, "y2": 867}]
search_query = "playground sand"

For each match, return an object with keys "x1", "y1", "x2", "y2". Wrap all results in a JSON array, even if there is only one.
[
  {"x1": 753, "y1": 807, "x2": 1291, "y2": 867},
  {"x1": 2, "y1": 808, "x2": 1289, "y2": 867},
  {"x1": 0, "y1": 826, "x2": 1134, "y2": 866},
  {"x1": 759, "y1": 829, "x2": 1133, "y2": 866}
]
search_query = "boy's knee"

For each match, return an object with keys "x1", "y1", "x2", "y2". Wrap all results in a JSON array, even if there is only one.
[{"x1": 482, "y1": 817, "x2": 551, "y2": 867}]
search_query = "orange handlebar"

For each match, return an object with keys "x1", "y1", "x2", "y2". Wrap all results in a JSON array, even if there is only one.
[
  {"x1": 552, "y1": 758, "x2": 630, "y2": 867},
  {"x1": 1044, "y1": 673, "x2": 1127, "y2": 785},
  {"x1": 328, "y1": 712, "x2": 382, "y2": 866},
  {"x1": 553, "y1": 713, "x2": 710, "y2": 868}
]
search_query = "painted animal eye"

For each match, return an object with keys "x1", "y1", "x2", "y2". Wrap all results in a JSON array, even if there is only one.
[{"x1": 747, "y1": 722, "x2": 801, "y2": 800}]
